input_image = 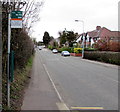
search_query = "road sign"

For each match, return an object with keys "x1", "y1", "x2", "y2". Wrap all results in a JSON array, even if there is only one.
[
  {"x1": 11, "y1": 20, "x2": 22, "y2": 28},
  {"x1": 11, "y1": 11, "x2": 23, "y2": 28},
  {"x1": 11, "y1": 11, "x2": 22, "y2": 19}
]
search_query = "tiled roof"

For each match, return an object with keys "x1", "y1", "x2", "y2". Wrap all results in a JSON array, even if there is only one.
[
  {"x1": 76, "y1": 26, "x2": 120, "y2": 42},
  {"x1": 87, "y1": 30, "x2": 99, "y2": 38},
  {"x1": 87, "y1": 27, "x2": 120, "y2": 39}
]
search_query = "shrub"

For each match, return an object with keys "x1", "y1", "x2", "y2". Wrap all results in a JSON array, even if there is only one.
[
  {"x1": 109, "y1": 41, "x2": 120, "y2": 52},
  {"x1": 48, "y1": 45, "x2": 53, "y2": 50},
  {"x1": 48, "y1": 45, "x2": 56, "y2": 50},
  {"x1": 84, "y1": 47, "x2": 97, "y2": 51},
  {"x1": 57, "y1": 47, "x2": 74, "y2": 53},
  {"x1": 74, "y1": 48, "x2": 82, "y2": 53},
  {"x1": 84, "y1": 51, "x2": 120, "y2": 65}
]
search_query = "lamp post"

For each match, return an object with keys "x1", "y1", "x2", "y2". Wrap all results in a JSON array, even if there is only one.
[{"x1": 75, "y1": 19, "x2": 84, "y2": 58}]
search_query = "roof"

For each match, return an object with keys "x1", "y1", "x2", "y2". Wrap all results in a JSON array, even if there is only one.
[
  {"x1": 76, "y1": 26, "x2": 120, "y2": 42},
  {"x1": 87, "y1": 26, "x2": 120, "y2": 39}
]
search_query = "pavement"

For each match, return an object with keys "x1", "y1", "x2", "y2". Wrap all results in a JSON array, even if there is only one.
[{"x1": 21, "y1": 49, "x2": 69, "y2": 110}]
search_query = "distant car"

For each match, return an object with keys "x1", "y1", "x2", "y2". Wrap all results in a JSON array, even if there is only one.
[
  {"x1": 52, "y1": 49, "x2": 58, "y2": 53},
  {"x1": 61, "y1": 51, "x2": 70, "y2": 56},
  {"x1": 38, "y1": 46, "x2": 42, "y2": 50}
]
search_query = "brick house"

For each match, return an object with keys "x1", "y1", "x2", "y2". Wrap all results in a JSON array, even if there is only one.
[{"x1": 76, "y1": 26, "x2": 120, "y2": 48}]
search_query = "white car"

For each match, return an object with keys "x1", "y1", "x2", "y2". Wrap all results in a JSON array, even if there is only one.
[
  {"x1": 38, "y1": 46, "x2": 42, "y2": 50},
  {"x1": 61, "y1": 51, "x2": 70, "y2": 56},
  {"x1": 52, "y1": 49, "x2": 58, "y2": 53}
]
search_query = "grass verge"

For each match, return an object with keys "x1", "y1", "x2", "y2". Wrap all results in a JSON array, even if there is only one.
[{"x1": 2, "y1": 55, "x2": 34, "y2": 110}]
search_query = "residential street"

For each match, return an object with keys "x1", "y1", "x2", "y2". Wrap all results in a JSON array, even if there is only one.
[{"x1": 21, "y1": 48, "x2": 118, "y2": 110}]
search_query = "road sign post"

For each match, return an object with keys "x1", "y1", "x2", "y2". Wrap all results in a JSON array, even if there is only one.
[
  {"x1": 7, "y1": 10, "x2": 23, "y2": 107},
  {"x1": 7, "y1": 13, "x2": 11, "y2": 107},
  {"x1": 11, "y1": 11, "x2": 23, "y2": 28},
  {"x1": 10, "y1": 51, "x2": 14, "y2": 82}
]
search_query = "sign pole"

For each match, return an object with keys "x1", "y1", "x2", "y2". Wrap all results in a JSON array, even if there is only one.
[{"x1": 7, "y1": 12, "x2": 11, "y2": 107}]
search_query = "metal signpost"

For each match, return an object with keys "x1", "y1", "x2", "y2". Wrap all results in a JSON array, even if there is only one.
[
  {"x1": 7, "y1": 10, "x2": 22, "y2": 107},
  {"x1": 7, "y1": 12, "x2": 11, "y2": 107}
]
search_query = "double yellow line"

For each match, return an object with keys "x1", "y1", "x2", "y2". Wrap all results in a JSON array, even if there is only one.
[{"x1": 71, "y1": 107, "x2": 104, "y2": 110}]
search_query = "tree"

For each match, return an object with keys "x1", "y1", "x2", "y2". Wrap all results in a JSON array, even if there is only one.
[
  {"x1": 43, "y1": 31, "x2": 51, "y2": 47},
  {"x1": 58, "y1": 31, "x2": 67, "y2": 46},
  {"x1": 58, "y1": 30, "x2": 78, "y2": 47},
  {"x1": 94, "y1": 37, "x2": 110, "y2": 51},
  {"x1": 66, "y1": 31, "x2": 78, "y2": 47},
  {"x1": 2, "y1": 0, "x2": 43, "y2": 109}
]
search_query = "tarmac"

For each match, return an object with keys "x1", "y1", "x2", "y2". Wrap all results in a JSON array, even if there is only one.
[{"x1": 21, "y1": 50, "x2": 69, "y2": 110}]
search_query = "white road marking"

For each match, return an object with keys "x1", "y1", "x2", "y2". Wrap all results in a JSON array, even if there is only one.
[
  {"x1": 56, "y1": 103, "x2": 69, "y2": 110},
  {"x1": 43, "y1": 64, "x2": 69, "y2": 110}
]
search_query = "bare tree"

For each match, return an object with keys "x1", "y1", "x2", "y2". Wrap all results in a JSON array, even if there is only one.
[{"x1": 22, "y1": 0, "x2": 44, "y2": 34}]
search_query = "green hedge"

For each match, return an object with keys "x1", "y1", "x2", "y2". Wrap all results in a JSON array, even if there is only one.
[
  {"x1": 74, "y1": 48, "x2": 82, "y2": 53},
  {"x1": 57, "y1": 47, "x2": 74, "y2": 53},
  {"x1": 48, "y1": 45, "x2": 56, "y2": 50},
  {"x1": 84, "y1": 47, "x2": 97, "y2": 51},
  {"x1": 84, "y1": 51, "x2": 120, "y2": 65}
]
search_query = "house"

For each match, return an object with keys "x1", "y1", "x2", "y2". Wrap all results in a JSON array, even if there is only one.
[{"x1": 76, "y1": 26, "x2": 120, "y2": 48}]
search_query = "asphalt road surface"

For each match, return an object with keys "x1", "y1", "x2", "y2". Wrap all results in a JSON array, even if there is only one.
[{"x1": 22, "y1": 48, "x2": 118, "y2": 110}]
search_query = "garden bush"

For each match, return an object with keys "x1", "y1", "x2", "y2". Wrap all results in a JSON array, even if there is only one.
[
  {"x1": 84, "y1": 51, "x2": 120, "y2": 65},
  {"x1": 48, "y1": 45, "x2": 56, "y2": 50},
  {"x1": 74, "y1": 48, "x2": 82, "y2": 53},
  {"x1": 84, "y1": 47, "x2": 97, "y2": 51},
  {"x1": 57, "y1": 47, "x2": 74, "y2": 53}
]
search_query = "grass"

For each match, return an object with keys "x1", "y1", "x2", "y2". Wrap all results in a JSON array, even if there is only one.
[{"x1": 2, "y1": 55, "x2": 34, "y2": 110}]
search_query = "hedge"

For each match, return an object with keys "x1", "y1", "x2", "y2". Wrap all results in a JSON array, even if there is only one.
[
  {"x1": 84, "y1": 51, "x2": 120, "y2": 65},
  {"x1": 74, "y1": 48, "x2": 82, "y2": 53},
  {"x1": 84, "y1": 47, "x2": 97, "y2": 51},
  {"x1": 57, "y1": 47, "x2": 74, "y2": 53}
]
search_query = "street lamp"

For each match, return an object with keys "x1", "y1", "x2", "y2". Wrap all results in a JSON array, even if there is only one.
[{"x1": 75, "y1": 19, "x2": 85, "y2": 58}]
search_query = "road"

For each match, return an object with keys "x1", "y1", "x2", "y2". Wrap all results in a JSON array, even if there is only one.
[{"x1": 22, "y1": 48, "x2": 118, "y2": 110}]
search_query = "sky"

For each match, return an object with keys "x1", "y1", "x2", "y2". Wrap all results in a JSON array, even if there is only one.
[{"x1": 31, "y1": 0, "x2": 119, "y2": 42}]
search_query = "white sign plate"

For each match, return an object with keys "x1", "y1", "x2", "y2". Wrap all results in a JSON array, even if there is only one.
[{"x1": 11, "y1": 20, "x2": 22, "y2": 28}]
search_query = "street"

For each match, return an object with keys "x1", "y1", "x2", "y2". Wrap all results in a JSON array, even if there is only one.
[{"x1": 22, "y1": 48, "x2": 118, "y2": 110}]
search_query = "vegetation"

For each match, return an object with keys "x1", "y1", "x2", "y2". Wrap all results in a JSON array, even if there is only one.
[
  {"x1": 84, "y1": 47, "x2": 97, "y2": 51},
  {"x1": 94, "y1": 37, "x2": 120, "y2": 52},
  {"x1": 43, "y1": 31, "x2": 51, "y2": 47},
  {"x1": 2, "y1": 0, "x2": 43, "y2": 110},
  {"x1": 58, "y1": 29, "x2": 78, "y2": 47},
  {"x1": 84, "y1": 51, "x2": 120, "y2": 65},
  {"x1": 57, "y1": 47, "x2": 74, "y2": 53},
  {"x1": 74, "y1": 48, "x2": 82, "y2": 53},
  {"x1": 3, "y1": 56, "x2": 34, "y2": 110},
  {"x1": 48, "y1": 45, "x2": 55, "y2": 50}
]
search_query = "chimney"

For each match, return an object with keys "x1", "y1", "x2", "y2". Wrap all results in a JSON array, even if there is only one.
[{"x1": 96, "y1": 26, "x2": 101, "y2": 30}]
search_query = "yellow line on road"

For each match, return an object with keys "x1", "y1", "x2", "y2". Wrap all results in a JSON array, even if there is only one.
[{"x1": 71, "y1": 107, "x2": 104, "y2": 110}]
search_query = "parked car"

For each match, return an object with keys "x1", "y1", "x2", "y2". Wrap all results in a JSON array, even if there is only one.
[
  {"x1": 52, "y1": 49, "x2": 58, "y2": 53},
  {"x1": 61, "y1": 51, "x2": 70, "y2": 56}
]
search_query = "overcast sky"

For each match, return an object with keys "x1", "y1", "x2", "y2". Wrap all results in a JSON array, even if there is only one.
[{"x1": 31, "y1": 0, "x2": 119, "y2": 41}]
